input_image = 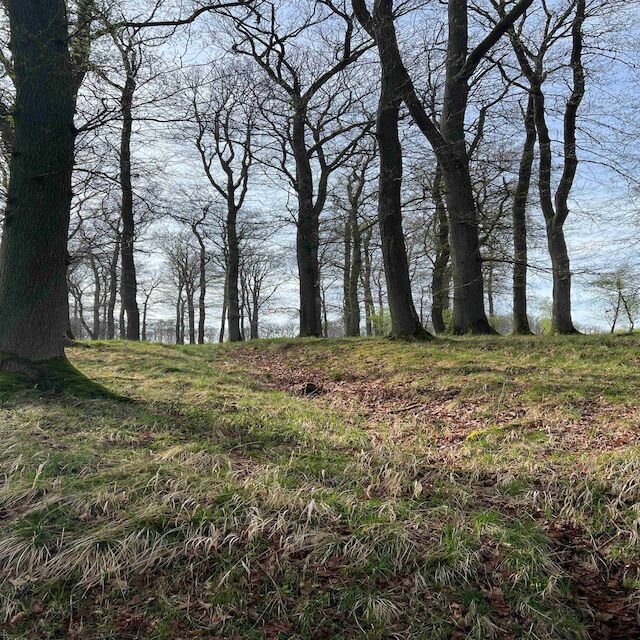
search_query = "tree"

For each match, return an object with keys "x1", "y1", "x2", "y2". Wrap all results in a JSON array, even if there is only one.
[
  {"x1": 187, "y1": 69, "x2": 256, "y2": 342},
  {"x1": 504, "y1": 0, "x2": 586, "y2": 334},
  {"x1": 353, "y1": 0, "x2": 533, "y2": 334},
  {"x1": 511, "y1": 95, "x2": 536, "y2": 335},
  {"x1": 0, "y1": 0, "x2": 92, "y2": 362},
  {"x1": 591, "y1": 267, "x2": 639, "y2": 333},
  {"x1": 225, "y1": 0, "x2": 372, "y2": 336}
]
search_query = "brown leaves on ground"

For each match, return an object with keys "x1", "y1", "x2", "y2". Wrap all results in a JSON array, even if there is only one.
[{"x1": 229, "y1": 347, "x2": 640, "y2": 457}]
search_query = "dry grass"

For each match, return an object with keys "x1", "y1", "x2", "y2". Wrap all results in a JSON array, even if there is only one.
[{"x1": 0, "y1": 336, "x2": 638, "y2": 639}]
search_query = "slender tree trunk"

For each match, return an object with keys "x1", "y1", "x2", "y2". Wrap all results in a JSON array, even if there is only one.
[
  {"x1": 142, "y1": 298, "x2": 148, "y2": 341},
  {"x1": 486, "y1": 262, "x2": 495, "y2": 318},
  {"x1": 362, "y1": 230, "x2": 374, "y2": 337},
  {"x1": 343, "y1": 218, "x2": 352, "y2": 335},
  {"x1": 219, "y1": 275, "x2": 228, "y2": 343},
  {"x1": 90, "y1": 256, "x2": 101, "y2": 339},
  {"x1": 431, "y1": 166, "x2": 450, "y2": 333},
  {"x1": 0, "y1": 0, "x2": 75, "y2": 361},
  {"x1": 512, "y1": 97, "x2": 535, "y2": 335},
  {"x1": 175, "y1": 282, "x2": 183, "y2": 344},
  {"x1": 292, "y1": 106, "x2": 323, "y2": 337},
  {"x1": 373, "y1": 9, "x2": 429, "y2": 339},
  {"x1": 107, "y1": 235, "x2": 119, "y2": 339},
  {"x1": 119, "y1": 73, "x2": 140, "y2": 340},
  {"x1": 196, "y1": 233, "x2": 207, "y2": 344},
  {"x1": 227, "y1": 205, "x2": 242, "y2": 342},
  {"x1": 119, "y1": 306, "x2": 126, "y2": 339},
  {"x1": 321, "y1": 285, "x2": 329, "y2": 338},
  {"x1": 180, "y1": 298, "x2": 186, "y2": 344},
  {"x1": 346, "y1": 202, "x2": 362, "y2": 337},
  {"x1": 187, "y1": 289, "x2": 196, "y2": 344},
  {"x1": 250, "y1": 290, "x2": 259, "y2": 340}
]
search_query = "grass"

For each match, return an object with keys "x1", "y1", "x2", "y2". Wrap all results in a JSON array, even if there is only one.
[{"x1": 0, "y1": 335, "x2": 639, "y2": 639}]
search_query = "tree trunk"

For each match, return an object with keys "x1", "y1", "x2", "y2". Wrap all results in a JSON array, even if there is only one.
[
  {"x1": 90, "y1": 255, "x2": 101, "y2": 339},
  {"x1": 512, "y1": 96, "x2": 535, "y2": 335},
  {"x1": 219, "y1": 275, "x2": 228, "y2": 343},
  {"x1": 142, "y1": 298, "x2": 148, "y2": 341},
  {"x1": 0, "y1": 0, "x2": 75, "y2": 361},
  {"x1": 361, "y1": 229, "x2": 374, "y2": 337},
  {"x1": 345, "y1": 201, "x2": 362, "y2": 337},
  {"x1": 227, "y1": 205, "x2": 243, "y2": 342},
  {"x1": 373, "y1": 9, "x2": 429, "y2": 339},
  {"x1": 292, "y1": 106, "x2": 323, "y2": 337},
  {"x1": 187, "y1": 289, "x2": 196, "y2": 344},
  {"x1": 486, "y1": 262, "x2": 495, "y2": 318},
  {"x1": 119, "y1": 306, "x2": 126, "y2": 339},
  {"x1": 107, "y1": 235, "x2": 120, "y2": 339},
  {"x1": 547, "y1": 223, "x2": 577, "y2": 334},
  {"x1": 119, "y1": 73, "x2": 140, "y2": 341},
  {"x1": 250, "y1": 290, "x2": 259, "y2": 340},
  {"x1": 343, "y1": 218, "x2": 352, "y2": 335},
  {"x1": 175, "y1": 282, "x2": 184, "y2": 344},
  {"x1": 196, "y1": 233, "x2": 207, "y2": 344},
  {"x1": 431, "y1": 167, "x2": 450, "y2": 334}
]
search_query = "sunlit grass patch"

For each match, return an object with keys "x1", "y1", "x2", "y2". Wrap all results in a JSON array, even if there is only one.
[{"x1": 0, "y1": 337, "x2": 638, "y2": 638}]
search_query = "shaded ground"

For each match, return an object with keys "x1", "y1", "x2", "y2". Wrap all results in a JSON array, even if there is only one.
[{"x1": 0, "y1": 336, "x2": 639, "y2": 639}]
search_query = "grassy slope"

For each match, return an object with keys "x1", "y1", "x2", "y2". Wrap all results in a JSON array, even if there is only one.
[{"x1": 0, "y1": 336, "x2": 639, "y2": 639}]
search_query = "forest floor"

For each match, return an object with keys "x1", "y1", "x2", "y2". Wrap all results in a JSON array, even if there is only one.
[{"x1": 1, "y1": 335, "x2": 640, "y2": 639}]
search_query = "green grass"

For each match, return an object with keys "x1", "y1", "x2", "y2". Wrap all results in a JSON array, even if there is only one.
[{"x1": 0, "y1": 336, "x2": 638, "y2": 638}]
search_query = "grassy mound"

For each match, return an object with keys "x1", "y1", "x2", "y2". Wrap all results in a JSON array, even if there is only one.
[{"x1": 0, "y1": 337, "x2": 639, "y2": 639}]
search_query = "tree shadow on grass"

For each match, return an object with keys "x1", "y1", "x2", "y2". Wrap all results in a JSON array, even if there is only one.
[{"x1": 0, "y1": 356, "x2": 128, "y2": 402}]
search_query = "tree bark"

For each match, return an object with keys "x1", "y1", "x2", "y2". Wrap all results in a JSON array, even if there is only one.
[
  {"x1": 219, "y1": 275, "x2": 228, "y2": 343},
  {"x1": 430, "y1": 166, "x2": 450, "y2": 334},
  {"x1": 90, "y1": 255, "x2": 101, "y2": 339},
  {"x1": 194, "y1": 229, "x2": 207, "y2": 344},
  {"x1": 368, "y1": 3, "x2": 429, "y2": 339},
  {"x1": 227, "y1": 206, "x2": 243, "y2": 342},
  {"x1": 512, "y1": 96, "x2": 535, "y2": 335},
  {"x1": 345, "y1": 169, "x2": 364, "y2": 337},
  {"x1": 107, "y1": 235, "x2": 120, "y2": 339},
  {"x1": 0, "y1": 0, "x2": 76, "y2": 361},
  {"x1": 119, "y1": 72, "x2": 140, "y2": 340},
  {"x1": 361, "y1": 229, "x2": 374, "y2": 336},
  {"x1": 292, "y1": 106, "x2": 323, "y2": 337}
]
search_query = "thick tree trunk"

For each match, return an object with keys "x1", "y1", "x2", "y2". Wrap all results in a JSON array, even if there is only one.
[
  {"x1": 442, "y1": 164, "x2": 493, "y2": 334},
  {"x1": 431, "y1": 167, "x2": 450, "y2": 334},
  {"x1": 0, "y1": 0, "x2": 75, "y2": 361},
  {"x1": 547, "y1": 223, "x2": 577, "y2": 334},
  {"x1": 512, "y1": 97, "x2": 535, "y2": 335},
  {"x1": 439, "y1": 3, "x2": 493, "y2": 336},
  {"x1": 227, "y1": 206, "x2": 243, "y2": 342},
  {"x1": 373, "y1": 12, "x2": 429, "y2": 339},
  {"x1": 119, "y1": 74, "x2": 140, "y2": 341},
  {"x1": 292, "y1": 107, "x2": 323, "y2": 337}
]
